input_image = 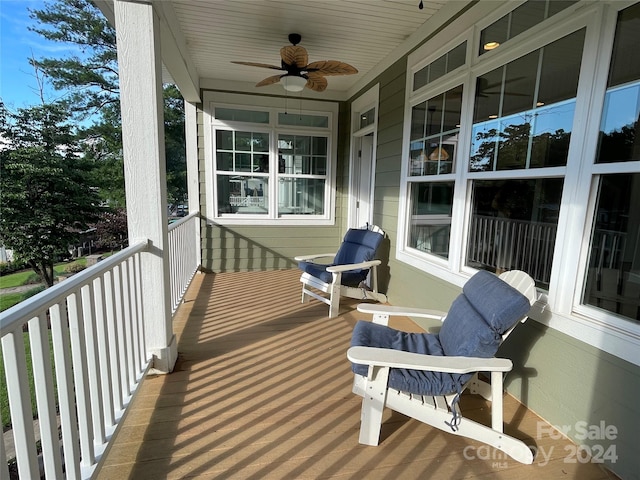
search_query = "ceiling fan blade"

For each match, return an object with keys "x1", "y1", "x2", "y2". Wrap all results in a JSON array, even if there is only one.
[
  {"x1": 255, "y1": 74, "x2": 283, "y2": 87},
  {"x1": 306, "y1": 73, "x2": 328, "y2": 92},
  {"x1": 280, "y1": 45, "x2": 308, "y2": 68},
  {"x1": 305, "y1": 60, "x2": 358, "y2": 76},
  {"x1": 232, "y1": 61, "x2": 284, "y2": 71}
]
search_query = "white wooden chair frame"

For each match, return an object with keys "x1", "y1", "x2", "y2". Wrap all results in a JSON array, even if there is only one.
[
  {"x1": 294, "y1": 225, "x2": 388, "y2": 318},
  {"x1": 347, "y1": 270, "x2": 538, "y2": 464}
]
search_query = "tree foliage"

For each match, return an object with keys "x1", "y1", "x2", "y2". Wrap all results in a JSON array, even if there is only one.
[
  {"x1": 0, "y1": 101, "x2": 100, "y2": 287},
  {"x1": 94, "y1": 207, "x2": 128, "y2": 251},
  {"x1": 29, "y1": 0, "x2": 119, "y2": 118},
  {"x1": 30, "y1": 0, "x2": 187, "y2": 208}
]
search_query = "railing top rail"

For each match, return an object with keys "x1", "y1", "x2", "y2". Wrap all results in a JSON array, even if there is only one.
[
  {"x1": 472, "y1": 214, "x2": 558, "y2": 228},
  {"x1": 168, "y1": 211, "x2": 198, "y2": 232},
  {"x1": 0, "y1": 239, "x2": 149, "y2": 335}
]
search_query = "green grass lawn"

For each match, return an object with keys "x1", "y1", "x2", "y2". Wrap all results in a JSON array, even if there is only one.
[
  {"x1": 0, "y1": 270, "x2": 37, "y2": 289},
  {"x1": 0, "y1": 259, "x2": 88, "y2": 312},
  {"x1": 0, "y1": 287, "x2": 46, "y2": 312}
]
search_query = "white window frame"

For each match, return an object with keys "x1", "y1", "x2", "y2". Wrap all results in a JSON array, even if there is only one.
[
  {"x1": 203, "y1": 92, "x2": 338, "y2": 225},
  {"x1": 397, "y1": 0, "x2": 640, "y2": 366}
]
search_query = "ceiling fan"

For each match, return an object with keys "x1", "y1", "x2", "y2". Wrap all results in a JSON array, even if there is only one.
[{"x1": 231, "y1": 33, "x2": 358, "y2": 92}]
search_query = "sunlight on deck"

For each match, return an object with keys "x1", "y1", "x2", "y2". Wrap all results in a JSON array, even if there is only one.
[{"x1": 96, "y1": 269, "x2": 617, "y2": 479}]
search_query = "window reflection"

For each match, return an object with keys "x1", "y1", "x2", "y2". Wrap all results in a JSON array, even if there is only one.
[
  {"x1": 479, "y1": 0, "x2": 577, "y2": 56},
  {"x1": 278, "y1": 178, "x2": 325, "y2": 216},
  {"x1": 471, "y1": 101, "x2": 575, "y2": 171},
  {"x1": 467, "y1": 178, "x2": 564, "y2": 288},
  {"x1": 583, "y1": 174, "x2": 640, "y2": 321},
  {"x1": 470, "y1": 30, "x2": 584, "y2": 172},
  {"x1": 408, "y1": 182, "x2": 453, "y2": 259},
  {"x1": 410, "y1": 85, "x2": 461, "y2": 176},
  {"x1": 597, "y1": 82, "x2": 640, "y2": 163},
  {"x1": 217, "y1": 176, "x2": 268, "y2": 214}
]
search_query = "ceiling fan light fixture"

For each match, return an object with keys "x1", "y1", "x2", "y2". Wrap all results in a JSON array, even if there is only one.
[{"x1": 282, "y1": 75, "x2": 307, "y2": 92}]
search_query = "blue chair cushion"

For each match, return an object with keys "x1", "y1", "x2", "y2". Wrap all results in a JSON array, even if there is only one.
[
  {"x1": 350, "y1": 271, "x2": 531, "y2": 396},
  {"x1": 298, "y1": 228, "x2": 383, "y2": 287},
  {"x1": 439, "y1": 270, "x2": 530, "y2": 358},
  {"x1": 350, "y1": 321, "x2": 469, "y2": 396}
]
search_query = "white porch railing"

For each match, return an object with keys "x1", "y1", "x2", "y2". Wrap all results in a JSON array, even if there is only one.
[
  {"x1": 467, "y1": 215, "x2": 557, "y2": 287},
  {"x1": 168, "y1": 211, "x2": 200, "y2": 313},
  {"x1": 0, "y1": 213, "x2": 201, "y2": 479},
  {"x1": 1, "y1": 241, "x2": 150, "y2": 480}
]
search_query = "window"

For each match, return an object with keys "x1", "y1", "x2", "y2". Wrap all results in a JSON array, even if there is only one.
[
  {"x1": 479, "y1": 0, "x2": 577, "y2": 55},
  {"x1": 414, "y1": 42, "x2": 467, "y2": 91},
  {"x1": 204, "y1": 96, "x2": 338, "y2": 225},
  {"x1": 465, "y1": 30, "x2": 584, "y2": 287},
  {"x1": 401, "y1": 1, "x2": 640, "y2": 364},
  {"x1": 467, "y1": 178, "x2": 563, "y2": 289},
  {"x1": 582, "y1": 3, "x2": 640, "y2": 322},
  {"x1": 406, "y1": 84, "x2": 462, "y2": 258}
]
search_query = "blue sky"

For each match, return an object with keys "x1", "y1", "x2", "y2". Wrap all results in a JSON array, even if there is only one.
[{"x1": 0, "y1": 0, "x2": 76, "y2": 110}]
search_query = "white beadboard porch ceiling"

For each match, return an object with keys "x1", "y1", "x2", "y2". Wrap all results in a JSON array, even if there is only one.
[{"x1": 165, "y1": 0, "x2": 454, "y2": 100}]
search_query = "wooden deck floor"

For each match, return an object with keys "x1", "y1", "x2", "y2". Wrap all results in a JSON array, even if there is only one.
[{"x1": 97, "y1": 269, "x2": 618, "y2": 480}]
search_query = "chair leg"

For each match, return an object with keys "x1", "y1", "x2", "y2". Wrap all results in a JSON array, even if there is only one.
[
  {"x1": 358, "y1": 366, "x2": 389, "y2": 446},
  {"x1": 328, "y1": 274, "x2": 342, "y2": 318}
]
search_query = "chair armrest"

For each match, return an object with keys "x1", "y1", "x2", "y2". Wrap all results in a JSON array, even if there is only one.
[
  {"x1": 347, "y1": 346, "x2": 513, "y2": 374},
  {"x1": 294, "y1": 253, "x2": 336, "y2": 262},
  {"x1": 326, "y1": 259, "x2": 381, "y2": 273},
  {"x1": 356, "y1": 303, "x2": 447, "y2": 321}
]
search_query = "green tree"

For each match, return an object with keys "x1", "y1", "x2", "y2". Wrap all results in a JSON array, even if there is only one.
[
  {"x1": 30, "y1": 0, "x2": 187, "y2": 208},
  {"x1": 29, "y1": 0, "x2": 118, "y2": 119},
  {"x1": 0, "y1": 101, "x2": 100, "y2": 287},
  {"x1": 164, "y1": 85, "x2": 187, "y2": 205}
]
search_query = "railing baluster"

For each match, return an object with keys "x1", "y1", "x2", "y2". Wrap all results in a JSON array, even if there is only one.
[
  {"x1": 104, "y1": 269, "x2": 124, "y2": 412},
  {"x1": 133, "y1": 252, "x2": 148, "y2": 371},
  {"x1": 121, "y1": 260, "x2": 136, "y2": 389},
  {"x1": 94, "y1": 275, "x2": 116, "y2": 427},
  {"x1": 67, "y1": 291, "x2": 96, "y2": 468},
  {"x1": 113, "y1": 263, "x2": 131, "y2": 398},
  {"x1": 82, "y1": 283, "x2": 106, "y2": 445},
  {"x1": 28, "y1": 312, "x2": 64, "y2": 479},
  {"x1": 2, "y1": 327, "x2": 39, "y2": 479},
  {"x1": 50, "y1": 302, "x2": 82, "y2": 480},
  {"x1": 127, "y1": 256, "x2": 142, "y2": 376}
]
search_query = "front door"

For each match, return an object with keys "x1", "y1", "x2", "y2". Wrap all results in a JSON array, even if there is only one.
[{"x1": 352, "y1": 133, "x2": 374, "y2": 228}]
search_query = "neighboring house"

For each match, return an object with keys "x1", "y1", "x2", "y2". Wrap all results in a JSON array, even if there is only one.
[
  {"x1": 96, "y1": 1, "x2": 639, "y2": 478},
  {"x1": 0, "y1": 246, "x2": 13, "y2": 263}
]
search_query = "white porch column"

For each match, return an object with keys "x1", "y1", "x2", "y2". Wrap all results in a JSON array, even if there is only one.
[{"x1": 114, "y1": 0, "x2": 176, "y2": 373}]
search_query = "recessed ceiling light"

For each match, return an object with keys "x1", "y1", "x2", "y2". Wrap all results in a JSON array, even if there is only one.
[
  {"x1": 489, "y1": 114, "x2": 498, "y2": 119},
  {"x1": 484, "y1": 41, "x2": 500, "y2": 51}
]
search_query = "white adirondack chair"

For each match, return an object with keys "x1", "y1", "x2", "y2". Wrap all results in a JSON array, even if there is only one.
[
  {"x1": 347, "y1": 270, "x2": 538, "y2": 464},
  {"x1": 295, "y1": 224, "x2": 388, "y2": 318}
]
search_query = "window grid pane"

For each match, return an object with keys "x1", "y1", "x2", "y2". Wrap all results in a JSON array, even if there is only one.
[
  {"x1": 410, "y1": 86, "x2": 461, "y2": 176},
  {"x1": 470, "y1": 30, "x2": 584, "y2": 172},
  {"x1": 466, "y1": 178, "x2": 563, "y2": 288},
  {"x1": 408, "y1": 182, "x2": 453, "y2": 259},
  {"x1": 217, "y1": 130, "x2": 270, "y2": 173},
  {"x1": 413, "y1": 41, "x2": 467, "y2": 91},
  {"x1": 583, "y1": 174, "x2": 640, "y2": 322},
  {"x1": 479, "y1": 0, "x2": 577, "y2": 55}
]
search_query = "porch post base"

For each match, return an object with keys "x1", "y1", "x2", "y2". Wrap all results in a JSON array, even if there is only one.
[{"x1": 148, "y1": 334, "x2": 178, "y2": 374}]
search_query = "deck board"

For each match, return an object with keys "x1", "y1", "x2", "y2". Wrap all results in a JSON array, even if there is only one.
[{"x1": 96, "y1": 269, "x2": 618, "y2": 479}]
